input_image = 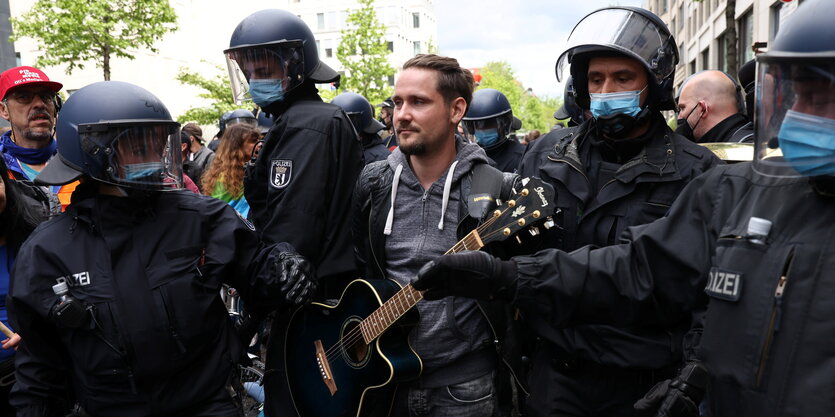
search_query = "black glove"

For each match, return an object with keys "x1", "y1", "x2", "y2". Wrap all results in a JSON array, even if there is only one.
[
  {"x1": 634, "y1": 362, "x2": 708, "y2": 417},
  {"x1": 413, "y1": 251, "x2": 517, "y2": 301},
  {"x1": 275, "y1": 252, "x2": 316, "y2": 306}
]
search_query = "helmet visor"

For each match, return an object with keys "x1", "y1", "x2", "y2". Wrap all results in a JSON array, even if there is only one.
[
  {"x1": 556, "y1": 8, "x2": 677, "y2": 83},
  {"x1": 754, "y1": 59, "x2": 835, "y2": 177},
  {"x1": 79, "y1": 122, "x2": 183, "y2": 189},
  {"x1": 226, "y1": 116, "x2": 258, "y2": 129},
  {"x1": 224, "y1": 41, "x2": 306, "y2": 105}
]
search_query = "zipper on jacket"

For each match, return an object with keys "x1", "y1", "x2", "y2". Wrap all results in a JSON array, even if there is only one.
[
  {"x1": 755, "y1": 249, "x2": 794, "y2": 388},
  {"x1": 89, "y1": 304, "x2": 139, "y2": 394},
  {"x1": 158, "y1": 289, "x2": 187, "y2": 354},
  {"x1": 476, "y1": 303, "x2": 530, "y2": 398}
]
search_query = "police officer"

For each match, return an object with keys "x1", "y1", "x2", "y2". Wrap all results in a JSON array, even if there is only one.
[
  {"x1": 507, "y1": 6, "x2": 721, "y2": 416},
  {"x1": 377, "y1": 97, "x2": 397, "y2": 149},
  {"x1": 462, "y1": 88, "x2": 525, "y2": 173},
  {"x1": 7, "y1": 81, "x2": 314, "y2": 417},
  {"x1": 224, "y1": 9, "x2": 363, "y2": 416},
  {"x1": 331, "y1": 92, "x2": 389, "y2": 164},
  {"x1": 414, "y1": 1, "x2": 835, "y2": 415},
  {"x1": 209, "y1": 109, "x2": 257, "y2": 152}
]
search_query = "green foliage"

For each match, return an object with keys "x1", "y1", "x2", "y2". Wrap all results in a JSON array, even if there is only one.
[
  {"x1": 175, "y1": 65, "x2": 239, "y2": 125},
  {"x1": 11, "y1": 0, "x2": 177, "y2": 80},
  {"x1": 336, "y1": 0, "x2": 395, "y2": 104},
  {"x1": 477, "y1": 61, "x2": 562, "y2": 132}
]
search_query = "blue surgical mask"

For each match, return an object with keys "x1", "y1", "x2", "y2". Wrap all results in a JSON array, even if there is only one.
[
  {"x1": 778, "y1": 109, "x2": 835, "y2": 176},
  {"x1": 474, "y1": 129, "x2": 500, "y2": 147},
  {"x1": 124, "y1": 162, "x2": 164, "y2": 181},
  {"x1": 249, "y1": 79, "x2": 285, "y2": 107},
  {"x1": 589, "y1": 86, "x2": 647, "y2": 119}
]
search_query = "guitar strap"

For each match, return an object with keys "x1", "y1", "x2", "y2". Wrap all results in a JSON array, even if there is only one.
[{"x1": 467, "y1": 163, "x2": 504, "y2": 220}]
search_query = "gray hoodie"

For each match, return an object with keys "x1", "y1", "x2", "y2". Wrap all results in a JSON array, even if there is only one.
[{"x1": 383, "y1": 136, "x2": 494, "y2": 387}]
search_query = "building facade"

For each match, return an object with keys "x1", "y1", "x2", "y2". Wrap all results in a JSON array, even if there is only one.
[
  {"x1": 644, "y1": 0, "x2": 805, "y2": 92},
  {"x1": 6, "y1": 0, "x2": 436, "y2": 122}
]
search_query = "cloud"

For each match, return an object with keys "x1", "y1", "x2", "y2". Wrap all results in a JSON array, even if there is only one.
[{"x1": 435, "y1": 0, "x2": 643, "y2": 98}]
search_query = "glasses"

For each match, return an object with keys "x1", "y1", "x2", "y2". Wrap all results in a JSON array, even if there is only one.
[{"x1": 6, "y1": 89, "x2": 57, "y2": 105}]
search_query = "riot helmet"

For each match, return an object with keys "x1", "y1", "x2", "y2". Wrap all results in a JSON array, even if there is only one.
[
  {"x1": 218, "y1": 110, "x2": 233, "y2": 137},
  {"x1": 35, "y1": 81, "x2": 182, "y2": 190},
  {"x1": 225, "y1": 9, "x2": 339, "y2": 108},
  {"x1": 256, "y1": 110, "x2": 274, "y2": 134},
  {"x1": 331, "y1": 92, "x2": 385, "y2": 135},
  {"x1": 225, "y1": 108, "x2": 257, "y2": 129},
  {"x1": 553, "y1": 75, "x2": 586, "y2": 126},
  {"x1": 753, "y1": 0, "x2": 835, "y2": 178},
  {"x1": 555, "y1": 7, "x2": 678, "y2": 138},
  {"x1": 462, "y1": 88, "x2": 513, "y2": 150}
]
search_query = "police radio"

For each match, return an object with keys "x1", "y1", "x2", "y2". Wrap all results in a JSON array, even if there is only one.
[{"x1": 50, "y1": 282, "x2": 89, "y2": 328}]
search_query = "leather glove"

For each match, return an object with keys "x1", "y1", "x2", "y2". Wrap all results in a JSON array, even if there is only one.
[
  {"x1": 412, "y1": 251, "x2": 517, "y2": 301},
  {"x1": 633, "y1": 361, "x2": 708, "y2": 417},
  {"x1": 275, "y1": 252, "x2": 316, "y2": 306}
]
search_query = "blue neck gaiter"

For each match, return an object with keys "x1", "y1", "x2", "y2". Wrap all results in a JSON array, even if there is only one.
[{"x1": 0, "y1": 131, "x2": 57, "y2": 165}]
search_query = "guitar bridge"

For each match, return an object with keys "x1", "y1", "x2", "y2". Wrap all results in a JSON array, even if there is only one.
[{"x1": 314, "y1": 339, "x2": 338, "y2": 395}]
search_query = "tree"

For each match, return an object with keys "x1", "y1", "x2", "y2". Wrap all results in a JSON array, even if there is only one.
[
  {"x1": 175, "y1": 65, "x2": 239, "y2": 125},
  {"x1": 11, "y1": 0, "x2": 177, "y2": 81},
  {"x1": 336, "y1": 0, "x2": 395, "y2": 104},
  {"x1": 478, "y1": 61, "x2": 561, "y2": 132}
]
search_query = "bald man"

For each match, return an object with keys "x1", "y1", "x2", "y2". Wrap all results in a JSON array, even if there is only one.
[{"x1": 676, "y1": 70, "x2": 753, "y2": 143}]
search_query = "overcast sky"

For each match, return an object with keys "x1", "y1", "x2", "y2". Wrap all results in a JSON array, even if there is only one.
[{"x1": 435, "y1": 0, "x2": 643, "y2": 99}]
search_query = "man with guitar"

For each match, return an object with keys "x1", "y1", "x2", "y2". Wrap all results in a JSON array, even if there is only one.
[{"x1": 352, "y1": 54, "x2": 526, "y2": 417}]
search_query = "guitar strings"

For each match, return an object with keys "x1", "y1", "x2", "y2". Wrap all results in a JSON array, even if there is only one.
[{"x1": 321, "y1": 205, "x2": 532, "y2": 364}]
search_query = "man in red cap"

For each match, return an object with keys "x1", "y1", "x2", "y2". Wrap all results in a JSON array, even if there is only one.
[{"x1": 0, "y1": 66, "x2": 75, "y2": 209}]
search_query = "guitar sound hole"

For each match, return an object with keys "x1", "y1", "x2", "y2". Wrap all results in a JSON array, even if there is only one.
[{"x1": 341, "y1": 319, "x2": 370, "y2": 367}]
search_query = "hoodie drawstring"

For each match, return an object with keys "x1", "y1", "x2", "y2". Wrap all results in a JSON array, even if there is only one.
[
  {"x1": 437, "y1": 160, "x2": 458, "y2": 231},
  {"x1": 383, "y1": 163, "x2": 403, "y2": 236}
]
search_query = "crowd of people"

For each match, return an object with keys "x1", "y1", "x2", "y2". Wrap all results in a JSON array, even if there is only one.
[{"x1": 0, "y1": 0, "x2": 831, "y2": 416}]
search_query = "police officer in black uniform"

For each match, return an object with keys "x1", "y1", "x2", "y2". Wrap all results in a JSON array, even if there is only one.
[
  {"x1": 414, "y1": 1, "x2": 835, "y2": 415},
  {"x1": 331, "y1": 92, "x2": 389, "y2": 164},
  {"x1": 462, "y1": 88, "x2": 525, "y2": 173},
  {"x1": 224, "y1": 9, "x2": 363, "y2": 416},
  {"x1": 472, "y1": 6, "x2": 721, "y2": 416},
  {"x1": 7, "y1": 81, "x2": 314, "y2": 417}
]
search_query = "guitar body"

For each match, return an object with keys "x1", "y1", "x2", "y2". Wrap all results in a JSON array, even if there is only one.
[{"x1": 285, "y1": 279, "x2": 422, "y2": 417}]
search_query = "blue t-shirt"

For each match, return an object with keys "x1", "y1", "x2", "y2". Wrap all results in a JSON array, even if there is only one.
[{"x1": 0, "y1": 246, "x2": 13, "y2": 362}]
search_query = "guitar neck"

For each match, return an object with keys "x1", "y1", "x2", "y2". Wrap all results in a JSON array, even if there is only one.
[{"x1": 359, "y1": 229, "x2": 485, "y2": 343}]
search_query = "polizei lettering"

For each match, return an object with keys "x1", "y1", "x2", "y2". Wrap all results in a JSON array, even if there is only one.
[
  {"x1": 56, "y1": 272, "x2": 92, "y2": 287},
  {"x1": 705, "y1": 267, "x2": 742, "y2": 302}
]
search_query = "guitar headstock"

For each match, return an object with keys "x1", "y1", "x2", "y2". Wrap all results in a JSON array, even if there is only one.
[{"x1": 477, "y1": 177, "x2": 556, "y2": 246}]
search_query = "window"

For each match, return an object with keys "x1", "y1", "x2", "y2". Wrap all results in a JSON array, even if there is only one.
[
  {"x1": 388, "y1": 75, "x2": 395, "y2": 86},
  {"x1": 14, "y1": 52, "x2": 21, "y2": 67},
  {"x1": 413, "y1": 41, "x2": 421, "y2": 55},
  {"x1": 717, "y1": 34, "x2": 727, "y2": 73},
  {"x1": 701, "y1": 49, "x2": 709, "y2": 71},
  {"x1": 327, "y1": 12, "x2": 336, "y2": 29},
  {"x1": 738, "y1": 10, "x2": 754, "y2": 64},
  {"x1": 325, "y1": 48, "x2": 333, "y2": 58},
  {"x1": 387, "y1": 41, "x2": 394, "y2": 52},
  {"x1": 689, "y1": 60, "x2": 696, "y2": 76},
  {"x1": 413, "y1": 12, "x2": 420, "y2": 28},
  {"x1": 316, "y1": 40, "x2": 321, "y2": 53},
  {"x1": 317, "y1": 13, "x2": 324, "y2": 30},
  {"x1": 770, "y1": 2, "x2": 783, "y2": 41},
  {"x1": 662, "y1": 0, "x2": 668, "y2": 13}
]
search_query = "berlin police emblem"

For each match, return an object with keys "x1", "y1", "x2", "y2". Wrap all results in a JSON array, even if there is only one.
[{"x1": 270, "y1": 159, "x2": 292, "y2": 189}]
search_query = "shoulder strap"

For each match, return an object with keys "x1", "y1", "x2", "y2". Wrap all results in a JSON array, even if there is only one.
[{"x1": 467, "y1": 163, "x2": 505, "y2": 220}]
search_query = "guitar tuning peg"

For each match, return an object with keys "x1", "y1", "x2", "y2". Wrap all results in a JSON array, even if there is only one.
[
  {"x1": 528, "y1": 226, "x2": 540, "y2": 236},
  {"x1": 543, "y1": 217, "x2": 555, "y2": 229}
]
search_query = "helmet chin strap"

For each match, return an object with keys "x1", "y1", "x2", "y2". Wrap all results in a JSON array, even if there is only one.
[{"x1": 595, "y1": 107, "x2": 652, "y2": 140}]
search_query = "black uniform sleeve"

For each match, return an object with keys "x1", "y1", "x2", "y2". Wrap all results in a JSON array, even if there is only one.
[
  {"x1": 7, "y1": 244, "x2": 71, "y2": 416},
  {"x1": 511, "y1": 166, "x2": 722, "y2": 334},
  {"x1": 351, "y1": 163, "x2": 375, "y2": 278},
  {"x1": 255, "y1": 109, "x2": 362, "y2": 278}
]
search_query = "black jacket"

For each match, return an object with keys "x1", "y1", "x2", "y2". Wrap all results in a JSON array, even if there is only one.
[
  {"x1": 485, "y1": 138, "x2": 525, "y2": 173},
  {"x1": 244, "y1": 87, "x2": 363, "y2": 280},
  {"x1": 362, "y1": 134, "x2": 390, "y2": 165},
  {"x1": 513, "y1": 162, "x2": 835, "y2": 417},
  {"x1": 352, "y1": 156, "x2": 529, "y2": 403},
  {"x1": 699, "y1": 113, "x2": 754, "y2": 143},
  {"x1": 517, "y1": 117, "x2": 721, "y2": 369},
  {"x1": 8, "y1": 188, "x2": 295, "y2": 417}
]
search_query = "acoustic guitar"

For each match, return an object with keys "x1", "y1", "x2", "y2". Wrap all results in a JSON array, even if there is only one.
[{"x1": 285, "y1": 177, "x2": 555, "y2": 417}]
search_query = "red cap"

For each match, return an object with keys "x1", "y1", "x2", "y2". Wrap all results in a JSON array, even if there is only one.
[{"x1": 0, "y1": 66, "x2": 63, "y2": 100}]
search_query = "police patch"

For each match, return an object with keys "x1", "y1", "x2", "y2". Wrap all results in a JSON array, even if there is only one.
[
  {"x1": 705, "y1": 267, "x2": 743, "y2": 302},
  {"x1": 270, "y1": 159, "x2": 293, "y2": 189}
]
